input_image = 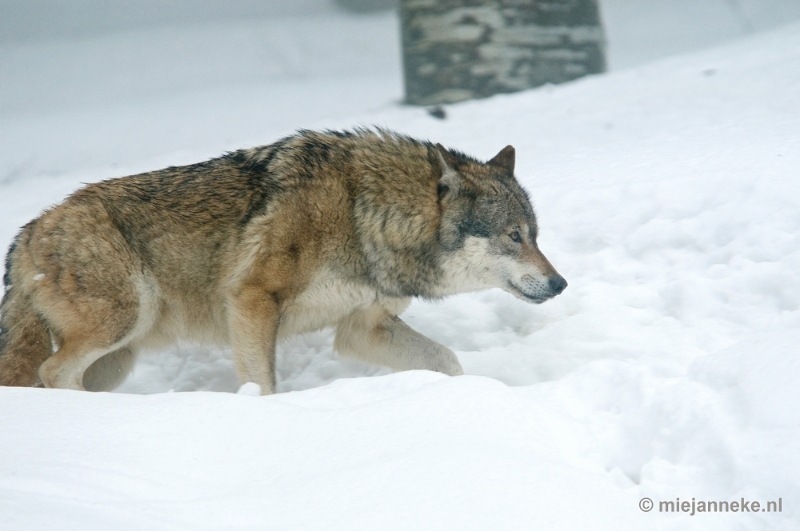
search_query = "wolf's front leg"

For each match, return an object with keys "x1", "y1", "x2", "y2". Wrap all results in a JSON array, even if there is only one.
[
  {"x1": 334, "y1": 305, "x2": 464, "y2": 376},
  {"x1": 227, "y1": 286, "x2": 280, "y2": 394}
]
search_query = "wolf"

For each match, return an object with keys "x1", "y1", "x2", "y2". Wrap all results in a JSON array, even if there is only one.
[{"x1": 0, "y1": 129, "x2": 566, "y2": 394}]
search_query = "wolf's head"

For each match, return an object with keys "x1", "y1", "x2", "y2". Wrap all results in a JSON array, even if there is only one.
[{"x1": 434, "y1": 144, "x2": 566, "y2": 304}]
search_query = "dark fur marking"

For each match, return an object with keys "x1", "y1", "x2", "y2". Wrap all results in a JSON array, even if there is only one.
[
  {"x1": 3, "y1": 234, "x2": 18, "y2": 290},
  {"x1": 459, "y1": 217, "x2": 492, "y2": 239},
  {"x1": 237, "y1": 146, "x2": 285, "y2": 228},
  {"x1": 324, "y1": 129, "x2": 355, "y2": 139}
]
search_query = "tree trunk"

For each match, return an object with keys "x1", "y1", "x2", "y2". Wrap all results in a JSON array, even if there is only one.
[{"x1": 400, "y1": 0, "x2": 606, "y2": 105}]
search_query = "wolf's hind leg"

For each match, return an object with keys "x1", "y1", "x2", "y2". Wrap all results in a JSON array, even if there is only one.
[
  {"x1": 39, "y1": 336, "x2": 132, "y2": 391},
  {"x1": 335, "y1": 306, "x2": 464, "y2": 376},
  {"x1": 37, "y1": 290, "x2": 141, "y2": 391},
  {"x1": 33, "y1": 274, "x2": 144, "y2": 391}
]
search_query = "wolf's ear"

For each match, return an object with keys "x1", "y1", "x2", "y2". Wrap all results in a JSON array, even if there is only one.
[
  {"x1": 488, "y1": 145, "x2": 515, "y2": 174},
  {"x1": 436, "y1": 143, "x2": 461, "y2": 199}
]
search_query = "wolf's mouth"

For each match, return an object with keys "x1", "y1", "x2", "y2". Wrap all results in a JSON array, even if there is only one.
[{"x1": 506, "y1": 282, "x2": 549, "y2": 304}]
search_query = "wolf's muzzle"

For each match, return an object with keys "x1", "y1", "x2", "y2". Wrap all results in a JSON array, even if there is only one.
[{"x1": 509, "y1": 273, "x2": 567, "y2": 304}]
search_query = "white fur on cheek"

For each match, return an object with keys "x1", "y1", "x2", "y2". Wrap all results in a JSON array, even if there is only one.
[{"x1": 436, "y1": 237, "x2": 504, "y2": 296}]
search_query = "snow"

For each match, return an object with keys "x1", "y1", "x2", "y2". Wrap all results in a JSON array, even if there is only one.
[
  {"x1": 601, "y1": 0, "x2": 800, "y2": 69},
  {"x1": 2, "y1": 4, "x2": 800, "y2": 530}
]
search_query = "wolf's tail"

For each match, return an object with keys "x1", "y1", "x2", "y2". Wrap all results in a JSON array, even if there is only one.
[{"x1": 0, "y1": 236, "x2": 52, "y2": 387}]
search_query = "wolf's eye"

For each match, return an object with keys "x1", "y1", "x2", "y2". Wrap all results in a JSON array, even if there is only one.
[{"x1": 509, "y1": 231, "x2": 522, "y2": 243}]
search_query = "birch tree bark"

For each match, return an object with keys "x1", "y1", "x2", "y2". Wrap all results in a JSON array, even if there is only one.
[{"x1": 400, "y1": 0, "x2": 606, "y2": 105}]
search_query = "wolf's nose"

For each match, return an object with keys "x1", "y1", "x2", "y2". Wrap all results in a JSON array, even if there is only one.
[{"x1": 548, "y1": 275, "x2": 567, "y2": 295}]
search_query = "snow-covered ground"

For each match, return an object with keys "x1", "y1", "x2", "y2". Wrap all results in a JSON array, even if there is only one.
[{"x1": 2, "y1": 3, "x2": 800, "y2": 530}]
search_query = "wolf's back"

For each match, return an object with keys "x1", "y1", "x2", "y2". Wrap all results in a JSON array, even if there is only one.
[{"x1": 0, "y1": 227, "x2": 53, "y2": 387}]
